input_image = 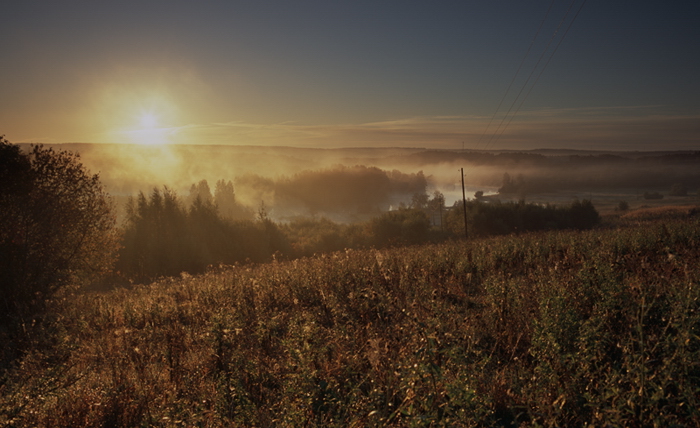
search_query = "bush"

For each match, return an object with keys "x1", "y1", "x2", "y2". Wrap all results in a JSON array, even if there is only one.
[
  {"x1": 567, "y1": 199, "x2": 600, "y2": 229},
  {"x1": 0, "y1": 137, "x2": 118, "y2": 318}
]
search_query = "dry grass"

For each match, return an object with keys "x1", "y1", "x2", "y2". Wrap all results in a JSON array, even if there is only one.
[
  {"x1": 621, "y1": 204, "x2": 700, "y2": 220},
  {"x1": 2, "y1": 215, "x2": 700, "y2": 426}
]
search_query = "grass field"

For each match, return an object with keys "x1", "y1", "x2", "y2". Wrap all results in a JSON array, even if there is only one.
[{"x1": 2, "y1": 211, "x2": 699, "y2": 426}]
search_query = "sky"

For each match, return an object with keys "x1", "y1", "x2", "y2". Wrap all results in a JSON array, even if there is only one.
[{"x1": 2, "y1": 0, "x2": 699, "y2": 151}]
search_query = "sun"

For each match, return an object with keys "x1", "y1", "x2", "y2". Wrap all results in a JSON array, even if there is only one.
[
  {"x1": 139, "y1": 112, "x2": 159, "y2": 129},
  {"x1": 96, "y1": 85, "x2": 182, "y2": 145},
  {"x1": 127, "y1": 109, "x2": 171, "y2": 145}
]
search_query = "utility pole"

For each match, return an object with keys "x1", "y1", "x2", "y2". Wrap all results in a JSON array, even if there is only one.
[{"x1": 461, "y1": 168, "x2": 468, "y2": 240}]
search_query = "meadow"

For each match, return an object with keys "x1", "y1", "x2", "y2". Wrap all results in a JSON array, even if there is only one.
[{"x1": 1, "y1": 211, "x2": 699, "y2": 426}]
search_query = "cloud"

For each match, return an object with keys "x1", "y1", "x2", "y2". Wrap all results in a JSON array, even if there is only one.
[
  {"x1": 495, "y1": 107, "x2": 700, "y2": 151},
  {"x1": 166, "y1": 116, "x2": 482, "y2": 148},
  {"x1": 92, "y1": 106, "x2": 699, "y2": 151}
]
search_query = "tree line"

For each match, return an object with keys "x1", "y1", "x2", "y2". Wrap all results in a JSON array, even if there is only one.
[{"x1": 118, "y1": 183, "x2": 600, "y2": 281}]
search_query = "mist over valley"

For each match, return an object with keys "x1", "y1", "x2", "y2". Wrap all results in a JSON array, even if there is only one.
[{"x1": 26, "y1": 143, "x2": 700, "y2": 223}]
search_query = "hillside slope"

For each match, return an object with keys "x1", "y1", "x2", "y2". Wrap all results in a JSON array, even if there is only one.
[{"x1": 2, "y1": 215, "x2": 700, "y2": 426}]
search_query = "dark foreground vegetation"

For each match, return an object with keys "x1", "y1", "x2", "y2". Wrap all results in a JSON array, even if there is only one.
[
  {"x1": 0, "y1": 137, "x2": 118, "y2": 322},
  {"x1": 2, "y1": 214, "x2": 699, "y2": 426}
]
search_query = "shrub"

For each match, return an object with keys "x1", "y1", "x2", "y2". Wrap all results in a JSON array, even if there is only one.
[{"x1": 567, "y1": 199, "x2": 600, "y2": 229}]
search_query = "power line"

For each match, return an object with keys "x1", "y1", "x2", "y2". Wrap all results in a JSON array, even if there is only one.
[
  {"x1": 485, "y1": 0, "x2": 577, "y2": 149},
  {"x1": 478, "y1": 0, "x2": 587, "y2": 150},
  {"x1": 475, "y1": 0, "x2": 556, "y2": 151},
  {"x1": 491, "y1": 0, "x2": 588, "y2": 147}
]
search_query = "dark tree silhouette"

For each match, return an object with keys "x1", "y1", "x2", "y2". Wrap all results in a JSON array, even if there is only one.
[
  {"x1": 0, "y1": 137, "x2": 118, "y2": 318},
  {"x1": 119, "y1": 187, "x2": 190, "y2": 280}
]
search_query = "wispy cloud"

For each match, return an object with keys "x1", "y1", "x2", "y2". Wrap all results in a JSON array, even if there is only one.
[{"x1": 96, "y1": 107, "x2": 699, "y2": 151}]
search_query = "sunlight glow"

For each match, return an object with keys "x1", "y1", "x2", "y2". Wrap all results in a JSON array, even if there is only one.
[
  {"x1": 95, "y1": 83, "x2": 183, "y2": 146},
  {"x1": 139, "y1": 112, "x2": 159, "y2": 129},
  {"x1": 127, "y1": 128, "x2": 170, "y2": 146},
  {"x1": 127, "y1": 109, "x2": 171, "y2": 146}
]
